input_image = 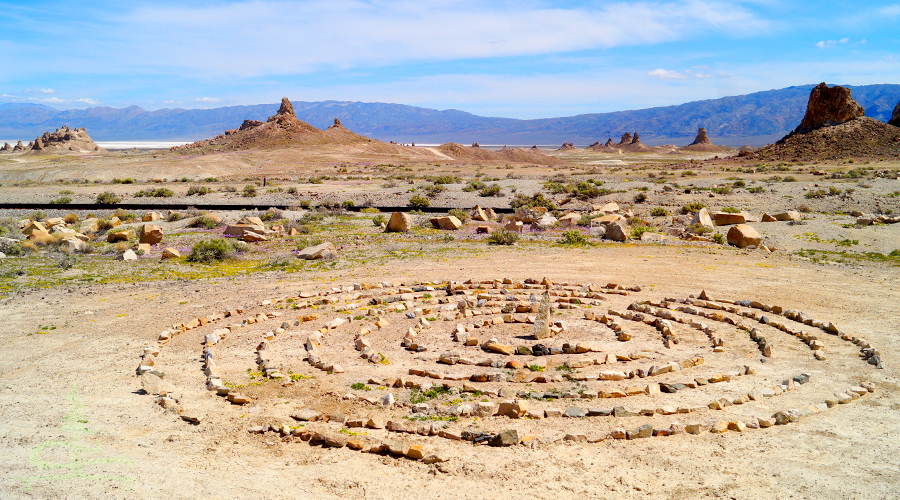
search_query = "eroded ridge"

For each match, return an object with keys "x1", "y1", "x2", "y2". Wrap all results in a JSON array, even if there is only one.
[{"x1": 136, "y1": 279, "x2": 881, "y2": 463}]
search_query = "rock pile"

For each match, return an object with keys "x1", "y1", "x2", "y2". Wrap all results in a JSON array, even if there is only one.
[
  {"x1": 795, "y1": 83, "x2": 865, "y2": 133},
  {"x1": 28, "y1": 126, "x2": 104, "y2": 153}
]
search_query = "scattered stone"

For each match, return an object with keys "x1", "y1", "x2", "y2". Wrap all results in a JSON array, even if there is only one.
[
  {"x1": 386, "y1": 212, "x2": 412, "y2": 232},
  {"x1": 297, "y1": 242, "x2": 337, "y2": 260}
]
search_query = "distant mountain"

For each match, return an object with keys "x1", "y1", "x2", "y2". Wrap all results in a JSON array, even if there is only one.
[
  {"x1": 0, "y1": 102, "x2": 57, "y2": 111},
  {"x1": 1, "y1": 84, "x2": 898, "y2": 146}
]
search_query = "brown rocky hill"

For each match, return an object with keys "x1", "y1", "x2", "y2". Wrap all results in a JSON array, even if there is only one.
[
  {"x1": 17, "y1": 126, "x2": 104, "y2": 153},
  {"x1": 436, "y1": 143, "x2": 568, "y2": 165},
  {"x1": 747, "y1": 83, "x2": 900, "y2": 161},
  {"x1": 890, "y1": 100, "x2": 900, "y2": 127},
  {"x1": 621, "y1": 132, "x2": 657, "y2": 152},
  {"x1": 681, "y1": 127, "x2": 731, "y2": 152},
  {"x1": 171, "y1": 98, "x2": 377, "y2": 153}
]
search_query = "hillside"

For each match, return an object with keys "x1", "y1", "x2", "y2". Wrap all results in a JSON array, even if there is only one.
[{"x1": 1, "y1": 84, "x2": 898, "y2": 146}]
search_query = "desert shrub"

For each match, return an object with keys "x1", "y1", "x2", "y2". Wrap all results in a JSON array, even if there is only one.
[
  {"x1": 96, "y1": 192, "x2": 121, "y2": 204},
  {"x1": 630, "y1": 226, "x2": 655, "y2": 239},
  {"x1": 424, "y1": 184, "x2": 445, "y2": 198},
  {"x1": 30, "y1": 211, "x2": 46, "y2": 221},
  {"x1": 360, "y1": 207, "x2": 380, "y2": 213},
  {"x1": 479, "y1": 184, "x2": 502, "y2": 197},
  {"x1": 432, "y1": 175, "x2": 461, "y2": 184},
  {"x1": 558, "y1": 230, "x2": 588, "y2": 245},
  {"x1": 372, "y1": 214, "x2": 387, "y2": 226},
  {"x1": 221, "y1": 185, "x2": 237, "y2": 193},
  {"x1": 805, "y1": 189, "x2": 826, "y2": 199},
  {"x1": 187, "y1": 185, "x2": 211, "y2": 196},
  {"x1": 711, "y1": 233, "x2": 725, "y2": 244},
  {"x1": 50, "y1": 197, "x2": 72, "y2": 205},
  {"x1": 167, "y1": 212, "x2": 182, "y2": 222},
  {"x1": 63, "y1": 213, "x2": 79, "y2": 224},
  {"x1": 112, "y1": 178, "x2": 134, "y2": 184},
  {"x1": 242, "y1": 185, "x2": 258, "y2": 197},
  {"x1": 633, "y1": 192, "x2": 648, "y2": 204},
  {"x1": 187, "y1": 239, "x2": 236, "y2": 263},
  {"x1": 680, "y1": 203, "x2": 706, "y2": 215},
  {"x1": 487, "y1": 228, "x2": 519, "y2": 245},
  {"x1": 510, "y1": 193, "x2": 556, "y2": 210},
  {"x1": 409, "y1": 195, "x2": 430, "y2": 209},
  {"x1": 287, "y1": 187, "x2": 298, "y2": 195},
  {"x1": 711, "y1": 186, "x2": 732, "y2": 195},
  {"x1": 462, "y1": 180, "x2": 485, "y2": 192},
  {"x1": 798, "y1": 204, "x2": 811, "y2": 213},
  {"x1": 135, "y1": 187, "x2": 173, "y2": 198},
  {"x1": 203, "y1": 177, "x2": 219, "y2": 183},
  {"x1": 721, "y1": 207, "x2": 740, "y2": 213},
  {"x1": 56, "y1": 252, "x2": 78, "y2": 270},
  {"x1": 748, "y1": 186, "x2": 765, "y2": 194},
  {"x1": 260, "y1": 209, "x2": 283, "y2": 222},
  {"x1": 190, "y1": 215, "x2": 218, "y2": 229},
  {"x1": 687, "y1": 223, "x2": 711, "y2": 235},
  {"x1": 732, "y1": 180, "x2": 746, "y2": 187},
  {"x1": 341, "y1": 200, "x2": 355, "y2": 209},
  {"x1": 448, "y1": 209, "x2": 470, "y2": 223},
  {"x1": 782, "y1": 176, "x2": 797, "y2": 182},
  {"x1": 650, "y1": 207, "x2": 669, "y2": 217},
  {"x1": 307, "y1": 176, "x2": 324, "y2": 184},
  {"x1": 3, "y1": 241, "x2": 25, "y2": 256}
]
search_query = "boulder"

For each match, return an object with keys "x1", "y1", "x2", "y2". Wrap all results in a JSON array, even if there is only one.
[
  {"x1": 515, "y1": 207, "x2": 547, "y2": 223},
  {"x1": 161, "y1": 247, "x2": 181, "y2": 260},
  {"x1": 604, "y1": 222, "x2": 627, "y2": 242},
  {"x1": 44, "y1": 217, "x2": 66, "y2": 228},
  {"x1": 61, "y1": 238, "x2": 87, "y2": 254},
  {"x1": 141, "y1": 373, "x2": 175, "y2": 395},
  {"x1": 142, "y1": 212, "x2": 164, "y2": 222},
  {"x1": 224, "y1": 224, "x2": 265, "y2": 237},
  {"x1": 80, "y1": 218, "x2": 100, "y2": 233},
  {"x1": 712, "y1": 211, "x2": 746, "y2": 226},
  {"x1": 595, "y1": 202, "x2": 619, "y2": 214},
  {"x1": 471, "y1": 206, "x2": 489, "y2": 221},
  {"x1": 774, "y1": 211, "x2": 801, "y2": 222},
  {"x1": 691, "y1": 208, "x2": 714, "y2": 228},
  {"x1": 761, "y1": 213, "x2": 777, "y2": 222},
  {"x1": 795, "y1": 83, "x2": 865, "y2": 133},
  {"x1": 726, "y1": 224, "x2": 762, "y2": 248},
  {"x1": 117, "y1": 249, "x2": 138, "y2": 261},
  {"x1": 107, "y1": 229, "x2": 133, "y2": 242},
  {"x1": 242, "y1": 231, "x2": 268, "y2": 242},
  {"x1": 557, "y1": 213, "x2": 581, "y2": 228},
  {"x1": 139, "y1": 224, "x2": 164, "y2": 244},
  {"x1": 505, "y1": 220, "x2": 525, "y2": 233},
  {"x1": 297, "y1": 242, "x2": 337, "y2": 260},
  {"x1": 535, "y1": 213, "x2": 558, "y2": 228},
  {"x1": 430, "y1": 216, "x2": 462, "y2": 230},
  {"x1": 238, "y1": 216, "x2": 265, "y2": 226},
  {"x1": 386, "y1": 212, "x2": 412, "y2": 232},
  {"x1": 21, "y1": 221, "x2": 47, "y2": 237}
]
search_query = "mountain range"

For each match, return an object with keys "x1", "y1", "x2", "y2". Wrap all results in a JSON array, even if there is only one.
[{"x1": 1, "y1": 83, "x2": 898, "y2": 147}]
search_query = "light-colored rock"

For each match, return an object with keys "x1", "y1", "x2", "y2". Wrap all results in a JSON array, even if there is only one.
[
  {"x1": 297, "y1": 242, "x2": 337, "y2": 260},
  {"x1": 774, "y1": 211, "x2": 801, "y2": 221},
  {"x1": 139, "y1": 224, "x2": 164, "y2": 244},
  {"x1": 107, "y1": 229, "x2": 133, "y2": 242},
  {"x1": 430, "y1": 216, "x2": 462, "y2": 230},
  {"x1": 242, "y1": 231, "x2": 268, "y2": 242},
  {"x1": 727, "y1": 224, "x2": 762, "y2": 248},
  {"x1": 161, "y1": 247, "x2": 181, "y2": 260},
  {"x1": 712, "y1": 211, "x2": 746, "y2": 226},
  {"x1": 386, "y1": 212, "x2": 412, "y2": 232},
  {"x1": 141, "y1": 372, "x2": 174, "y2": 395},
  {"x1": 117, "y1": 249, "x2": 138, "y2": 261},
  {"x1": 143, "y1": 212, "x2": 164, "y2": 222}
]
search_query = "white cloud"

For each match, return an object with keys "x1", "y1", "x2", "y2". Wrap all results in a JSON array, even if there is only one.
[
  {"x1": 99, "y1": 0, "x2": 770, "y2": 78},
  {"x1": 75, "y1": 98, "x2": 100, "y2": 105},
  {"x1": 816, "y1": 38, "x2": 850, "y2": 49},
  {"x1": 23, "y1": 88, "x2": 55, "y2": 95},
  {"x1": 195, "y1": 97, "x2": 220, "y2": 103},
  {"x1": 42, "y1": 97, "x2": 66, "y2": 104},
  {"x1": 648, "y1": 69, "x2": 689, "y2": 80}
]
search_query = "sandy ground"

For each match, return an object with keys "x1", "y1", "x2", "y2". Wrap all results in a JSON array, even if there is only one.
[
  {"x1": 1, "y1": 243, "x2": 898, "y2": 500},
  {"x1": 0, "y1": 145, "x2": 899, "y2": 499}
]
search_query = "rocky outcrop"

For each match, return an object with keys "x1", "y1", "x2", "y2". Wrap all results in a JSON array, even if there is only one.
[
  {"x1": 604, "y1": 138, "x2": 614, "y2": 147},
  {"x1": 274, "y1": 97, "x2": 295, "y2": 118},
  {"x1": 690, "y1": 127, "x2": 711, "y2": 145},
  {"x1": 630, "y1": 133, "x2": 642, "y2": 145},
  {"x1": 472, "y1": 142, "x2": 480, "y2": 148},
  {"x1": 681, "y1": 127, "x2": 730, "y2": 152},
  {"x1": 795, "y1": 83, "x2": 865, "y2": 133},
  {"x1": 558, "y1": 142, "x2": 575, "y2": 150},
  {"x1": 239, "y1": 119, "x2": 263, "y2": 131},
  {"x1": 29, "y1": 126, "x2": 103, "y2": 153},
  {"x1": 889, "y1": 100, "x2": 900, "y2": 127},
  {"x1": 617, "y1": 132, "x2": 632, "y2": 145},
  {"x1": 0, "y1": 143, "x2": 10, "y2": 153}
]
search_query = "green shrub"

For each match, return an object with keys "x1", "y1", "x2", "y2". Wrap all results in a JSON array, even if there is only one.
[
  {"x1": 462, "y1": 180, "x2": 485, "y2": 192},
  {"x1": 187, "y1": 185, "x2": 211, "y2": 196},
  {"x1": 732, "y1": 180, "x2": 746, "y2": 187},
  {"x1": 712, "y1": 186, "x2": 732, "y2": 195},
  {"x1": 187, "y1": 239, "x2": 235, "y2": 263},
  {"x1": 409, "y1": 195, "x2": 430, "y2": 209},
  {"x1": 96, "y1": 192, "x2": 121, "y2": 204},
  {"x1": 558, "y1": 230, "x2": 588, "y2": 245},
  {"x1": 510, "y1": 193, "x2": 556, "y2": 210},
  {"x1": 432, "y1": 175, "x2": 461, "y2": 184},
  {"x1": 49, "y1": 197, "x2": 72, "y2": 205},
  {"x1": 577, "y1": 214, "x2": 594, "y2": 227},
  {"x1": 680, "y1": 202, "x2": 706, "y2": 215},
  {"x1": 688, "y1": 223, "x2": 712, "y2": 235},
  {"x1": 448, "y1": 209, "x2": 470, "y2": 223},
  {"x1": 190, "y1": 215, "x2": 218, "y2": 229},
  {"x1": 782, "y1": 176, "x2": 797, "y2": 182},
  {"x1": 4, "y1": 242, "x2": 25, "y2": 256},
  {"x1": 259, "y1": 209, "x2": 283, "y2": 221},
  {"x1": 748, "y1": 186, "x2": 765, "y2": 193},
  {"x1": 487, "y1": 228, "x2": 519, "y2": 245},
  {"x1": 650, "y1": 207, "x2": 669, "y2": 217},
  {"x1": 630, "y1": 226, "x2": 654, "y2": 239},
  {"x1": 373, "y1": 214, "x2": 387, "y2": 226},
  {"x1": 634, "y1": 192, "x2": 648, "y2": 204},
  {"x1": 341, "y1": 200, "x2": 355, "y2": 209},
  {"x1": 360, "y1": 207, "x2": 380, "y2": 213},
  {"x1": 711, "y1": 233, "x2": 725, "y2": 244},
  {"x1": 242, "y1": 185, "x2": 257, "y2": 197},
  {"x1": 112, "y1": 178, "x2": 134, "y2": 184},
  {"x1": 308, "y1": 176, "x2": 324, "y2": 184},
  {"x1": 479, "y1": 184, "x2": 502, "y2": 197},
  {"x1": 721, "y1": 207, "x2": 740, "y2": 213}
]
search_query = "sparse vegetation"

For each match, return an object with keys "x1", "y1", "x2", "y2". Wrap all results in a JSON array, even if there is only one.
[
  {"x1": 96, "y1": 191, "x2": 121, "y2": 204},
  {"x1": 242, "y1": 185, "x2": 258, "y2": 197},
  {"x1": 409, "y1": 195, "x2": 430, "y2": 209},
  {"x1": 487, "y1": 228, "x2": 519, "y2": 245},
  {"x1": 187, "y1": 239, "x2": 238, "y2": 263},
  {"x1": 651, "y1": 207, "x2": 669, "y2": 217},
  {"x1": 558, "y1": 230, "x2": 588, "y2": 245}
]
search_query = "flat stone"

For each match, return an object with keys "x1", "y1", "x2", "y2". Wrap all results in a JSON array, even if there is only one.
[
  {"x1": 291, "y1": 408, "x2": 323, "y2": 421},
  {"x1": 489, "y1": 429, "x2": 519, "y2": 447},
  {"x1": 563, "y1": 407, "x2": 586, "y2": 418}
]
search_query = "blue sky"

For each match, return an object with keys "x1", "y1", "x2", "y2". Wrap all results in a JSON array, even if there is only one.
[{"x1": 1, "y1": 0, "x2": 899, "y2": 118}]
